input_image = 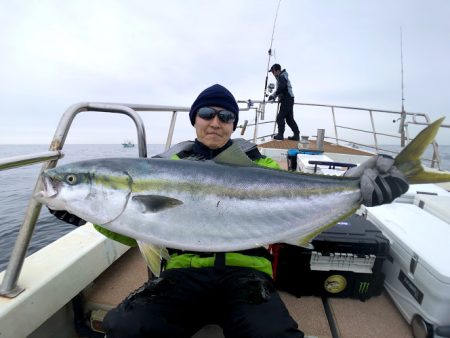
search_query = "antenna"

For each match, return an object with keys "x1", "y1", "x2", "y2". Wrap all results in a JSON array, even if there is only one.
[
  {"x1": 400, "y1": 27, "x2": 405, "y2": 113},
  {"x1": 399, "y1": 27, "x2": 407, "y2": 146}
]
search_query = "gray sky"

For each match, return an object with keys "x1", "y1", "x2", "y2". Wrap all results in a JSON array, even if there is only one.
[{"x1": 1, "y1": 0, "x2": 449, "y2": 145}]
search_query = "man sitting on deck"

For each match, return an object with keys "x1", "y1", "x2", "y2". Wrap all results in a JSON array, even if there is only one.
[{"x1": 50, "y1": 84, "x2": 408, "y2": 338}]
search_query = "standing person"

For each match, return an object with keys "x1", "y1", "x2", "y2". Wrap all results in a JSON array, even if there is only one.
[
  {"x1": 102, "y1": 83, "x2": 305, "y2": 338},
  {"x1": 268, "y1": 63, "x2": 300, "y2": 141}
]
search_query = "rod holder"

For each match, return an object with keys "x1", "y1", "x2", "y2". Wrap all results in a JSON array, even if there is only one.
[{"x1": 316, "y1": 129, "x2": 325, "y2": 151}]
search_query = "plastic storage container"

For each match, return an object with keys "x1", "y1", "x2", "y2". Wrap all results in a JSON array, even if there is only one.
[
  {"x1": 274, "y1": 214, "x2": 389, "y2": 300},
  {"x1": 413, "y1": 194, "x2": 450, "y2": 223},
  {"x1": 286, "y1": 149, "x2": 299, "y2": 171},
  {"x1": 367, "y1": 203, "x2": 450, "y2": 336}
]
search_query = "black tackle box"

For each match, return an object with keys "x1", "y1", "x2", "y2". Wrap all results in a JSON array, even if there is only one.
[{"x1": 273, "y1": 214, "x2": 389, "y2": 300}]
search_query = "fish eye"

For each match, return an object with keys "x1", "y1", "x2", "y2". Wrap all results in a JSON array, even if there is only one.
[{"x1": 65, "y1": 174, "x2": 78, "y2": 185}]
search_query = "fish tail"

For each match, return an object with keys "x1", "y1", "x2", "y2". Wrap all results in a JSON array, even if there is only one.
[{"x1": 394, "y1": 117, "x2": 450, "y2": 184}]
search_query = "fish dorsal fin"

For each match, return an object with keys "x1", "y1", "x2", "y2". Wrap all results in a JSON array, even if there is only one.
[
  {"x1": 153, "y1": 141, "x2": 194, "y2": 158},
  {"x1": 132, "y1": 195, "x2": 183, "y2": 213},
  {"x1": 137, "y1": 241, "x2": 170, "y2": 277},
  {"x1": 213, "y1": 142, "x2": 256, "y2": 167}
]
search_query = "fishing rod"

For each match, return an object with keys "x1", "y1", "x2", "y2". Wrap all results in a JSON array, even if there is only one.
[
  {"x1": 399, "y1": 27, "x2": 406, "y2": 146},
  {"x1": 261, "y1": 0, "x2": 282, "y2": 119}
]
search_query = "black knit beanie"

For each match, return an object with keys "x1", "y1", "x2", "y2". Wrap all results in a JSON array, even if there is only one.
[{"x1": 189, "y1": 84, "x2": 239, "y2": 130}]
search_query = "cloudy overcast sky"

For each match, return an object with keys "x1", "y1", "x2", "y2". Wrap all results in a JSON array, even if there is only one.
[{"x1": 1, "y1": 0, "x2": 449, "y2": 145}]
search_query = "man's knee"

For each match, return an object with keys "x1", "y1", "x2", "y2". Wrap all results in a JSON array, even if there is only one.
[
  {"x1": 103, "y1": 305, "x2": 142, "y2": 338},
  {"x1": 102, "y1": 277, "x2": 178, "y2": 337},
  {"x1": 103, "y1": 302, "x2": 179, "y2": 338}
]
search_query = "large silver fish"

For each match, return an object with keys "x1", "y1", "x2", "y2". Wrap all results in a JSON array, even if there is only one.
[{"x1": 35, "y1": 119, "x2": 449, "y2": 273}]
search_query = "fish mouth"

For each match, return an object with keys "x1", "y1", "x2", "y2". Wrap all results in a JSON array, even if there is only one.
[{"x1": 34, "y1": 176, "x2": 60, "y2": 201}]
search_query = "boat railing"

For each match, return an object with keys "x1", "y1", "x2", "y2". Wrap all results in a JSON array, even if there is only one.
[
  {"x1": 0, "y1": 102, "x2": 189, "y2": 298},
  {"x1": 1, "y1": 100, "x2": 447, "y2": 297},
  {"x1": 237, "y1": 100, "x2": 449, "y2": 170}
]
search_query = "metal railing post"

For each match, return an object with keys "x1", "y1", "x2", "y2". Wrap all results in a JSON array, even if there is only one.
[
  {"x1": 368, "y1": 110, "x2": 379, "y2": 152},
  {"x1": 273, "y1": 102, "x2": 280, "y2": 135},
  {"x1": 1, "y1": 103, "x2": 147, "y2": 297},
  {"x1": 331, "y1": 106, "x2": 339, "y2": 145},
  {"x1": 253, "y1": 105, "x2": 261, "y2": 144},
  {"x1": 165, "y1": 111, "x2": 178, "y2": 151}
]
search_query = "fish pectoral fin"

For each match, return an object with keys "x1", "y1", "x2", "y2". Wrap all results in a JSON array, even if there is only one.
[
  {"x1": 137, "y1": 241, "x2": 170, "y2": 277},
  {"x1": 132, "y1": 195, "x2": 183, "y2": 213}
]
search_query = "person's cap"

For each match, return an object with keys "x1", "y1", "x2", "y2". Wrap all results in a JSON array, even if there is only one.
[
  {"x1": 269, "y1": 63, "x2": 281, "y2": 72},
  {"x1": 189, "y1": 84, "x2": 239, "y2": 130}
]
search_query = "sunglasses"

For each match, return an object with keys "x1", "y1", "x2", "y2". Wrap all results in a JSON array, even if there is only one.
[{"x1": 197, "y1": 107, "x2": 236, "y2": 124}]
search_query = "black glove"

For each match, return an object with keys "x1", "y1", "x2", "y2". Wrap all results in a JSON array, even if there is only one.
[
  {"x1": 48, "y1": 208, "x2": 86, "y2": 226},
  {"x1": 268, "y1": 95, "x2": 275, "y2": 101},
  {"x1": 345, "y1": 155, "x2": 409, "y2": 207}
]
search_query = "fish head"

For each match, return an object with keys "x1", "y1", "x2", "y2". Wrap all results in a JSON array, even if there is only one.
[{"x1": 35, "y1": 160, "x2": 132, "y2": 225}]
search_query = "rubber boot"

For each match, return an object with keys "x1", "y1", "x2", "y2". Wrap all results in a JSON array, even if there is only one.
[
  {"x1": 273, "y1": 133, "x2": 284, "y2": 141},
  {"x1": 288, "y1": 134, "x2": 300, "y2": 141}
]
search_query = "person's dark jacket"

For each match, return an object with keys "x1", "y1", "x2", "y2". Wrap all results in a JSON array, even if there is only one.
[{"x1": 274, "y1": 69, "x2": 294, "y2": 101}]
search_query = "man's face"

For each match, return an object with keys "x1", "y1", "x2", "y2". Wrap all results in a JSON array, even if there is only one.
[
  {"x1": 271, "y1": 69, "x2": 281, "y2": 77},
  {"x1": 194, "y1": 106, "x2": 234, "y2": 149}
]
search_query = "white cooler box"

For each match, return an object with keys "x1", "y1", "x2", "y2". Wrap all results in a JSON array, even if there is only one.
[
  {"x1": 413, "y1": 194, "x2": 450, "y2": 224},
  {"x1": 367, "y1": 203, "x2": 450, "y2": 337},
  {"x1": 394, "y1": 183, "x2": 450, "y2": 204}
]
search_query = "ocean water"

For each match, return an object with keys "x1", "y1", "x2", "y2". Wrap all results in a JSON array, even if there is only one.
[{"x1": 0, "y1": 144, "x2": 449, "y2": 272}]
